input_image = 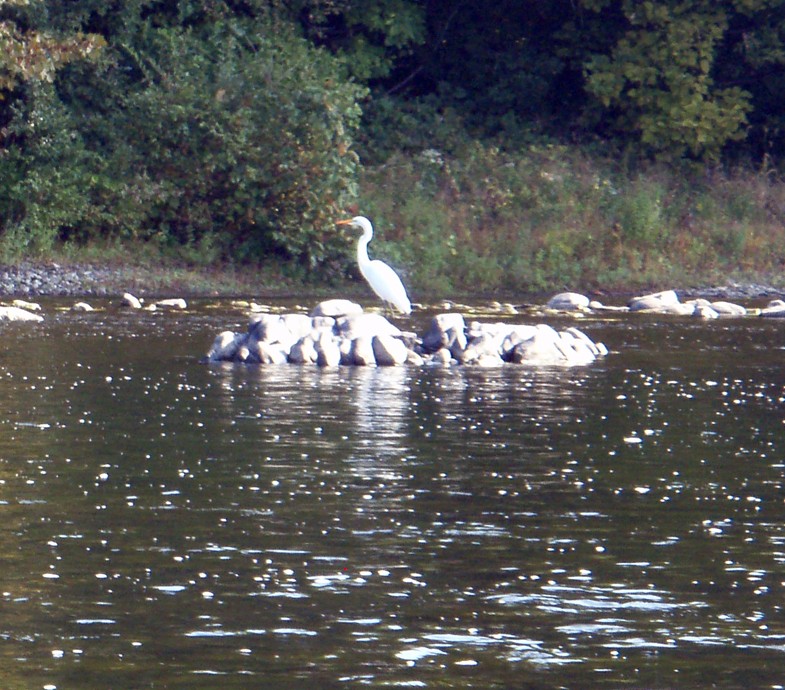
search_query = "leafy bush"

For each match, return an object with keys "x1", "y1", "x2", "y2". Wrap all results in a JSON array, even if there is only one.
[
  {"x1": 58, "y1": 20, "x2": 366, "y2": 270},
  {"x1": 0, "y1": 82, "x2": 97, "y2": 257}
]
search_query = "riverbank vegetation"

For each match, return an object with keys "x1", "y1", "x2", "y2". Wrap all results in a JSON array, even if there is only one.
[{"x1": 3, "y1": 0, "x2": 785, "y2": 295}]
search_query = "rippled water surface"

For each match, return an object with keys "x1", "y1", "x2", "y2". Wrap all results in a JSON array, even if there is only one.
[{"x1": 2, "y1": 298, "x2": 785, "y2": 689}]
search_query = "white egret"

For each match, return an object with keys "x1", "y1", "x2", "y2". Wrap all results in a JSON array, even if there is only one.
[{"x1": 336, "y1": 216, "x2": 412, "y2": 315}]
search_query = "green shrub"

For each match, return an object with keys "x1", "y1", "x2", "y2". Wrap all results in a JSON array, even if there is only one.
[{"x1": 60, "y1": 20, "x2": 366, "y2": 270}]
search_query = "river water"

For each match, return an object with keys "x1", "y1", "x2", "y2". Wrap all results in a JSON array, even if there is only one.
[{"x1": 1, "y1": 297, "x2": 785, "y2": 689}]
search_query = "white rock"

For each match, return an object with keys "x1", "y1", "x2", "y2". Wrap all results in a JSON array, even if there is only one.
[
  {"x1": 372, "y1": 334, "x2": 408, "y2": 366},
  {"x1": 122, "y1": 293, "x2": 143, "y2": 309},
  {"x1": 288, "y1": 336, "x2": 318, "y2": 364},
  {"x1": 693, "y1": 304, "x2": 720, "y2": 319},
  {"x1": 628, "y1": 290, "x2": 680, "y2": 312},
  {"x1": 475, "y1": 353, "x2": 504, "y2": 367},
  {"x1": 281, "y1": 313, "x2": 314, "y2": 340},
  {"x1": 315, "y1": 333, "x2": 341, "y2": 367},
  {"x1": 350, "y1": 336, "x2": 377, "y2": 366},
  {"x1": 310, "y1": 299, "x2": 363, "y2": 318},
  {"x1": 546, "y1": 292, "x2": 590, "y2": 311},
  {"x1": 461, "y1": 333, "x2": 502, "y2": 364},
  {"x1": 710, "y1": 301, "x2": 747, "y2": 316},
  {"x1": 589, "y1": 300, "x2": 629, "y2": 312},
  {"x1": 564, "y1": 326, "x2": 606, "y2": 357},
  {"x1": 422, "y1": 313, "x2": 467, "y2": 352},
  {"x1": 0, "y1": 306, "x2": 44, "y2": 322},
  {"x1": 249, "y1": 314, "x2": 289, "y2": 343},
  {"x1": 155, "y1": 298, "x2": 187, "y2": 310},
  {"x1": 71, "y1": 302, "x2": 94, "y2": 312},
  {"x1": 336, "y1": 313, "x2": 401, "y2": 340},
  {"x1": 12, "y1": 299, "x2": 41, "y2": 311},
  {"x1": 427, "y1": 348, "x2": 454, "y2": 366},
  {"x1": 406, "y1": 349, "x2": 425, "y2": 366},
  {"x1": 253, "y1": 340, "x2": 289, "y2": 365},
  {"x1": 207, "y1": 331, "x2": 242, "y2": 361},
  {"x1": 311, "y1": 315, "x2": 337, "y2": 332},
  {"x1": 511, "y1": 324, "x2": 589, "y2": 366}
]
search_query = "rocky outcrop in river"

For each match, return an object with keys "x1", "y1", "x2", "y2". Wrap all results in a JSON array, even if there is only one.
[
  {"x1": 206, "y1": 299, "x2": 608, "y2": 368},
  {"x1": 545, "y1": 289, "x2": 753, "y2": 319}
]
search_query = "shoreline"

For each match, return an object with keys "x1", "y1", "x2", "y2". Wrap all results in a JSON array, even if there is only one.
[{"x1": 0, "y1": 260, "x2": 780, "y2": 303}]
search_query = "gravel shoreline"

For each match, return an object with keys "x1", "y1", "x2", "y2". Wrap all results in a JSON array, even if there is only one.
[
  {"x1": 0, "y1": 262, "x2": 130, "y2": 297},
  {"x1": 0, "y1": 261, "x2": 780, "y2": 301}
]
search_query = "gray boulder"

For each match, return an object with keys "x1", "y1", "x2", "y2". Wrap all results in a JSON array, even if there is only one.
[{"x1": 546, "y1": 292, "x2": 591, "y2": 311}]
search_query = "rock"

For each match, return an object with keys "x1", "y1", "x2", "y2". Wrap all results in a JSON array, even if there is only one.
[
  {"x1": 372, "y1": 334, "x2": 409, "y2": 366},
  {"x1": 336, "y1": 312, "x2": 401, "y2": 340},
  {"x1": 252, "y1": 340, "x2": 289, "y2": 365},
  {"x1": 589, "y1": 300, "x2": 629, "y2": 312},
  {"x1": 122, "y1": 293, "x2": 143, "y2": 309},
  {"x1": 546, "y1": 292, "x2": 590, "y2": 311},
  {"x1": 0, "y1": 306, "x2": 44, "y2": 322},
  {"x1": 693, "y1": 304, "x2": 720, "y2": 319},
  {"x1": 281, "y1": 313, "x2": 315, "y2": 340},
  {"x1": 207, "y1": 331, "x2": 242, "y2": 361},
  {"x1": 350, "y1": 336, "x2": 377, "y2": 366},
  {"x1": 204, "y1": 301, "x2": 609, "y2": 369},
  {"x1": 315, "y1": 333, "x2": 342, "y2": 367},
  {"x1": 564, "y1": 326, "x2": 607, "y2": 357},
  {"x1": 72, "y1": 302, "x2": 94, "y2": 312},
  {"x1": 446, "y1": 326, "x2": 468, "y2": 361},
  {"x1": 427, "y1": 348, "x2": 454, "y2": 366},
  {"x1": 248, "y1": 314, "x2": 289, "y2": 343},
  {"x1": 760, "y1": 299, "x2": 785, "y2": 318},
  {"x1": 475, "y1": 353, "x2": 504, "y2": 367},
  {"x1": 461, "y1": 332, "x2": 503, "y2": 364},
  {"x1": 511, "y1": 324, "x2": 598, "y2": 366},
  {"x1": 154, "y1": 298, "x2": 187, "y2": 310},
  {"x1": 628, "y1": 290, "x2": 680, "y2": 312},
  {"x1": 422, "y1": 313, "x2": 467, "y2": 352},
  {"x1": 310, "y1": 299, "x2": 363, "y2": 318},
  {"x1": 311, "y1": 316, "x2": 336, "y2": 332},
  {"x1": 406, "y1": 349, "x2": 425, "y2": 366},
  {"x1": 12, "y1": 299, "x2": 41, "y2": 311},
  {"x1": 710, "y1": 301, "x2": 747, "y2": 316},
  {"x1": 288, "y1": 336, "x2": 318, "y2": 364}
]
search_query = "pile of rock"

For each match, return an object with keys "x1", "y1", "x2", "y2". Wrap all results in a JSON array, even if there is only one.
[
  {"x1": 206, "y1": 299, "x2": 607, "y2": 368},
  {"x1": 546, "y1": 290, "x2": 749, "y2": 319}
]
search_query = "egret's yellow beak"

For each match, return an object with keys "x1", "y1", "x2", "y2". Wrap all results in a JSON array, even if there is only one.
[{"x1": 335, "y1": 219, "x2": 354, "y2": 227}]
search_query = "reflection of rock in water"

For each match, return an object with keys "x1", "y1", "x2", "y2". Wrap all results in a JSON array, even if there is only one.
[{"x1": 348, "y1": 367, "x2": 411, "y2": 473}]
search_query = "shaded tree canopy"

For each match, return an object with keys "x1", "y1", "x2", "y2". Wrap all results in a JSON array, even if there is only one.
[{"x1": 2, "y1": 0, "x2": 785, "y2": 267}]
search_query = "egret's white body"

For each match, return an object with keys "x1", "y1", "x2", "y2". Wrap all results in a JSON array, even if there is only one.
[{"x1": 337, "y1": 216, "x2": 412, "y2": 315}]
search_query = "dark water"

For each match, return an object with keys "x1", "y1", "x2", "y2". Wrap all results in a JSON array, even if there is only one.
[{"x1": 2, "y1": 298, "x2": 785, "y2": 689}]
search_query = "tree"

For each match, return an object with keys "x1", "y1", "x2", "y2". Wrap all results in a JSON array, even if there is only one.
[{"x1": 580, "y1": 1, "x2": 752, "y2": 161}]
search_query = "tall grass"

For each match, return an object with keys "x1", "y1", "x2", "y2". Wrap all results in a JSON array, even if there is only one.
[{"x1": 357, "y1": 142, "x2": 785, "y2": 295}]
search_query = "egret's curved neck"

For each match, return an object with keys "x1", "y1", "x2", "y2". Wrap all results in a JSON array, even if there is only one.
[{"x1": 356, "y1": 225, "x2": 373, "y2": 269}]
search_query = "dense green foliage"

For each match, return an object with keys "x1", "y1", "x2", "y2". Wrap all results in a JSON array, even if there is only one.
[{"x1": 3, "y1": 0, "x2": 785, "y2": 290}]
